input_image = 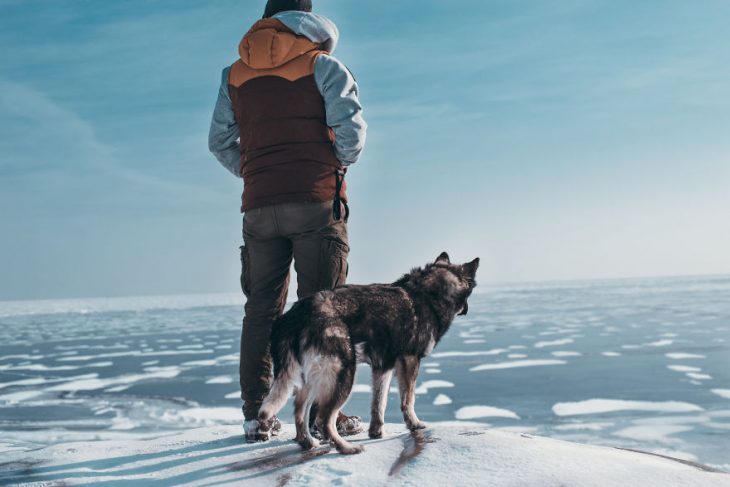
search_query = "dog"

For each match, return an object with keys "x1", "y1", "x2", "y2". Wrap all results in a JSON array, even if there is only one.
[{"x1": 257, "y1": 252, "x2": 479, "y2": 454}]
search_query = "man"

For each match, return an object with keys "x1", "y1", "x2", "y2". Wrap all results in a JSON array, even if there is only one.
[{"x1": 208, "y1": 0, "x2": 367, "y2": 441}]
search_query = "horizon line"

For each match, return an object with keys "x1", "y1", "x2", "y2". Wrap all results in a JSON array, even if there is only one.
[{"x1": 1, "y1": 271, "x2": 728, "y2": 305}]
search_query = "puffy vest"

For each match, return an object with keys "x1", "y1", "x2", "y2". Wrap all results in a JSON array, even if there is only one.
[{"x1": 228, "y1": 18, "x2": 347, "y2": 212}]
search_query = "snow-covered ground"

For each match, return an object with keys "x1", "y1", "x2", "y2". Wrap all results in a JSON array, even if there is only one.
[
  {"x1": 1, "y1": 422, "x2": 728, "y2": 486},
  {"x1": 1, "y1": 275, "x2": 729, "y2": 481}
]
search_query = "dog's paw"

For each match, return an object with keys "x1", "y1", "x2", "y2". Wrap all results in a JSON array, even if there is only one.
[
  {"x1": 408, "y1": 421, "x2": 427, "y2": 431},
  {"x1": 337, "y1": 444, "x2": 364, "y2": 455},
  {"x1": 296, "y1": 437, "x2": 320, "y2": 450},
  {"x1": 368, "y1": 424, "x2": 383, "y2": 439}
]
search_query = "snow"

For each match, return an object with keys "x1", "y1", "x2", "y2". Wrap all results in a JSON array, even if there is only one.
[
  {"x1": 176, "y1": 407, "x2": 243, "y2": 425},
  {"x1": 613, "y1": 425, "x2": 693, "y2": 444},
  {"x1": 666, "y1": 353, "x2": 706, "y2": 360},
  {"x1": 470, "y1": 359, "x2": 566, "y2": 371},
  {"x1": 711, "y1": 389, "x2": 730, "y2": 399},
  {"x1": 206, "y1": 376, "x2": 234, "y2": 384},
  {"x1": 455, "y1": 406, "x2": 520, "y2": 420},
  {"x1": 686, "y1": 372, "x2": 712, "y2": 380},
  {"x1": 551, "y1": 351, "x2": 582, "y2": 357},
  {"x1": 554, "y1": 422, "x2": 613, "y2": 431},
  {"x1": 553, "y1": 399, "x2": 704, "y2": 416},
  {"x1": 433, "y1": 394, "x2": 452, "y2": 406},
  {"x1": 414, "y1": 380, "x2": 454, "y2": 394},
  {"x1": 430, "y1": 348, "x2": 507, "y2": 358},
  {"x1": 1, "y1": 422, "x2": 727, "y2": 486},
  {"x1": 47, "y1": 368, "x2": 182, "y2": 391},
  {"x1": 534, "y1": 338, "x2": 574, "y2": 348},
  {"x1": 667, "y1": 365, "x2": 702, "y2": 373}
]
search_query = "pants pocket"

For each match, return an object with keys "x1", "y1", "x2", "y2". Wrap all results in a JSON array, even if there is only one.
[
  {"x1": 319, "y1": 237, "x2": 349, "y2": 289},
  {"x1": 240, "y1": 245, "x2": 251, "y2": 297}
]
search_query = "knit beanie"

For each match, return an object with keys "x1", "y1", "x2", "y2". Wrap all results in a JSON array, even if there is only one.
[{"x1": 263, "y1": 0, "x2": 313, "y2": 18}]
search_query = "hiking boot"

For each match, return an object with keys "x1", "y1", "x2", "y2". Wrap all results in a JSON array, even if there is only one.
[
  {"x1": 337, "y1": 412, "x2": 363, "y2": 436},
  {"x1": 310, "y1": 412, "x2": 363, "y2": 439},
  {"x1": 244, "y1": 415, "x2": 282, "y2": 442}
]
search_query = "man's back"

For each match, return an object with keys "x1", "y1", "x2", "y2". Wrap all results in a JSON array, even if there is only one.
[{"x1": 209, "y1": 9, "x2": 367, "y2": 213}]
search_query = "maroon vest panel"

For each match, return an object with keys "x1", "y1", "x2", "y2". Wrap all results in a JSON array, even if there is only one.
[{"x1": 228, "y1": 45, "x2": 347, "y2": 212}]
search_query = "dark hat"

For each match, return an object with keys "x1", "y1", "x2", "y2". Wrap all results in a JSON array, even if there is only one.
[{"x1": 263, "y1": 0, "x2": 312, "y2": 18}]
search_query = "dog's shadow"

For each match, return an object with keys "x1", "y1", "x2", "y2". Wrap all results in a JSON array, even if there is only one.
[{"x1": 0, "y1": 429, "x2": 434, "y2": 486}]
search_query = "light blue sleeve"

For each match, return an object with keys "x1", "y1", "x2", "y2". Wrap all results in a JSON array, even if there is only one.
[
  {"x1": 314, "y1": 55, "x2": 367, "y2": 166},
  {"x1": 208, "y1": 67, "x2": 242, "y2": 178}
]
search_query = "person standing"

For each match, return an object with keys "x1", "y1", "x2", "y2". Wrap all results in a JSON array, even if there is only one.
[{"x1": 208, "y1": 0, "x2": 367, "y2": 441}]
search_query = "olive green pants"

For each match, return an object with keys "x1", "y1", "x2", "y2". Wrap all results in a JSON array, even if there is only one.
[{"x1": 239, "y1": 201, "x2": 349, "y2": 420}]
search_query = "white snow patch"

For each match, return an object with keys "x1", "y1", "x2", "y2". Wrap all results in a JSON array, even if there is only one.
[
  {"x1": 48, "y1": 368, "x2": 182, "y2": 392},
  {"x1": 206, "y1": 376, "x2": 234, "y2": 384},
  {"x1": 667, "y1": 365, "x2": 702, "y2": 373},
  {"x1": 431, "y1": 349, "x2": 507, "y2": 358},
  {"x1": 181, "y1": 359, "x2": 218, "y2": 367},
  {"x1": 0, "y1": 390, "x2": 44, "y2": 404},
  {"x1": 455, "y1": 406, "x2": 520, "y2": 420},
  {"x1": 551, "y1": 351, "x2": 582, "y2": 357},
  {"x1": 415, "y1": 380, "x2": 455, "y2": 395},
  {"x1": 0, "y1": 377, "x2": 49, "y2": 390},
  {"x1": 622, "y1": 339, "x2": 674, "y2": 350},
  {"x1": 56, "y1": 350, "x2": 213, "y2": 361},
  {"x1": 0, "y1": 362, "x2": 113, "y2": 371},
  {"x1": 666, "y1": 353, "x2": 706, "y2": 360},
  {"x1": 554, "y1": 422, "x2": 613, "y2": 432},
  {"x1": 602, "y1": 352, "x2": 621, "y2": 357},
  {"x1": 176, "y1": 407, "x2": 242, "y2": 425},
  {"x1": 534, "y1": 338, "x2": 574, "y2": 348},
  {"x1": 686, "y1": 373, "x2": 712, "y2": 380},
  {"x1": 470, "y1": 360, "x2": 566, "y2": 372},
  {"x1": 553, "y1": 399, "x2": 704, "y2": 417},
  {"x1": 711, "y1": 389, "x2": 730, "y2": 399},
  {"x1": 433, "y1": 394, "x2": 452, "y2": 406}
]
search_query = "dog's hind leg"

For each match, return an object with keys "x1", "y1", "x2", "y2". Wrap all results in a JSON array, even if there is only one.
[
  {"x1": 293, "y1": 384, "x2": 319, "y2": 450},
  {"x1": 318, "y1": 360, "x2": 361, "y2": 454},
  {"x1": 368, "y1": 368, "x2": 393, "y2": 439},
  {"x1": 396, "y1": 356, "x2": 426, "y2": 431},
  {"x1": 258, "y1": 359, "x2": 298, "y2": 424}
]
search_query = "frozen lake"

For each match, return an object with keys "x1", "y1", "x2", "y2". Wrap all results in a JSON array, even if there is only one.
[{"x1": 1, "y1": 276, "x2": 728, "y2": 471}]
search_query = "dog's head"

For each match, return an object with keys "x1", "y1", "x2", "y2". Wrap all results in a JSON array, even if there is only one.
[{"x1": 432, "y1": 252, "x2": 480, "y2": 316}]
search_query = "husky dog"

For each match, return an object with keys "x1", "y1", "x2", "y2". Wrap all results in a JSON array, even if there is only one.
[{"x1": 257, "y1": 252, "x2": 479, "y2": 454}]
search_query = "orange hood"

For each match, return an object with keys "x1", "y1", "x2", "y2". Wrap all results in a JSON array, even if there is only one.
[{"x1": 239, "y1": 19, "x2": 322, "y2": 70}]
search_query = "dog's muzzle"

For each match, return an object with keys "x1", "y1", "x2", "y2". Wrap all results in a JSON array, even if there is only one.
[{"x1": 458, "y1": 301, "x2": 469, "y2": 316}]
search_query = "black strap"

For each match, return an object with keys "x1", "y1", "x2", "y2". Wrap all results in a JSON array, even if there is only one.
[{"x1": 333, "y1": 169, "x2": 349, "y2": 222}]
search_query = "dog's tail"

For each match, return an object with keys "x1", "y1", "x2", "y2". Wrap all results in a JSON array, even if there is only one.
[{"x1": 257, "y1": 320, "x2": 299, "y2": 423}]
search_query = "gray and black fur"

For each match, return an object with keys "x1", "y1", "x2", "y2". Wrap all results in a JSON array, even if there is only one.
[{"x1": 257, "y1": 252, "x2": 479, "y2": 454}]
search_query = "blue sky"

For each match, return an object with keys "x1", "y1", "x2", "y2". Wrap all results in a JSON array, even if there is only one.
[{"x1": 1, "y1": 0, "x2": 729, "y2": 300}]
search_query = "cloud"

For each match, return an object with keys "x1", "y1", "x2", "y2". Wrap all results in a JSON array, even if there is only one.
[{"x1": 0, "y1": 79, "x2": 225, "y2": 203}]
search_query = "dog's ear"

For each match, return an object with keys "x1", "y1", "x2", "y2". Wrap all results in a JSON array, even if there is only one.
[
  {"x1": 463, "y1": 257, "x2": 480, "y2": 277},
  {"x1": 435, "y1": 252, "x2": 451, "y2": 265}
]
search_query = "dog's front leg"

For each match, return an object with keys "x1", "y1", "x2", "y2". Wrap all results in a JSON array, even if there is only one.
[
  {"x1": 396, "y1": 356, "x2": 426, "y2": 430},
  {"x1": 369, "y1": 368, "x2": 393, "y2": 439}
]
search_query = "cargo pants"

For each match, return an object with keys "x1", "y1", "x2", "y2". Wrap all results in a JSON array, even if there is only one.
[{"x1": 239, "y1": 201, "x2": 349, "y2": 420}]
